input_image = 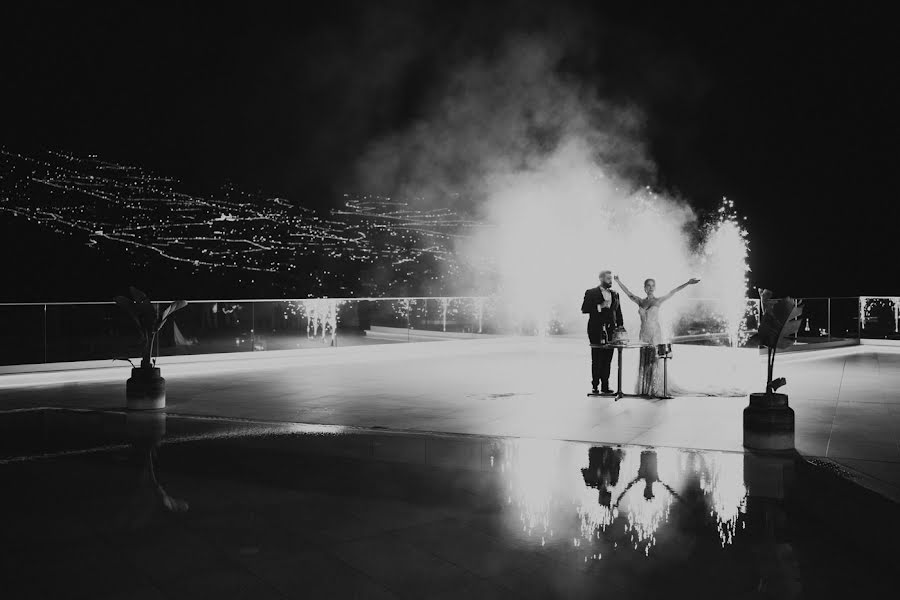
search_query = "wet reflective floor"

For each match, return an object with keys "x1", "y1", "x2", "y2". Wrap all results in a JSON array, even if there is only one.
[{"x1": 1, "y1": 409, "x2": 897, "y2": 599}]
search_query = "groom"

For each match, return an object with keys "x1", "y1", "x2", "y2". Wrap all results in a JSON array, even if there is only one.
[{"x1": 581, "y1": 270, "x2": 624, "y2": 395}]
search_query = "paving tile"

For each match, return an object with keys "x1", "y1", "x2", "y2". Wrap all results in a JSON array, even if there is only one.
[
  {"x1": 157, "y1": 568, "x2": 285, "y2": 600},
  {"x1": 184, "y1": 512, "x2": 318, "y2": 561},
  {"x1": 587, "y1": 425, "x2": 649, "y2": 445},
  {"x1": 829, "y1": 423, "x2": 899, "y2": 444},
  {"x1": 791, "y1": 404, "x2": 836, "y2": 422},
  {"x1": 830, "y1": 458, "x2": 900, "y2": 491},
  {"x1": 329, "y1": 535, "x2": 493, "y2": 598},
  {"x1": 794, "y1": 434, "x2": 830, "y2": 457},
  {"x1": 102, "y1": 586, "x2": 169, "y2": 600},
  {"x1": 372, "y1": 435, "x2": 428, "y2": 465},
  {"x1": 5, "y1": 341, "x2": 900, "y2": 465},
  {"x1": 627, "y1": 430, "x2": 701, "y2": 449},
  {"x1": 117, "y1": 528, "x2": 232, "y2": 584},
  {"x1": 426, "y1": 437, "x2": 484, "y2": 470},
  {"x1": 240, "y1": 551, "x2": 398, "y2": 599},
  {"x1": 826, "y1": 439, "x2": 900, "y2": 462}
]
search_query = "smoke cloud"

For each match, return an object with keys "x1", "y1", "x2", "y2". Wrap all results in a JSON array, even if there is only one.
[{"x1": 355, "y1": 34, "x2": 747, "y2": 338}]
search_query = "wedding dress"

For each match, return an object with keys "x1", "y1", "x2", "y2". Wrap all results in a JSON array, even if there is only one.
[
  {"x1": 634, "y1": 302, "x2": 748, "y2": 397},
  {"x1": 635, "y1": 304, "x2": 665, "y2": 396}
]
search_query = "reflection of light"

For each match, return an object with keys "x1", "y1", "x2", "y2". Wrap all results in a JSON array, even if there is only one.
[
  {"x1": 694, "y1": 452, "x2": 747, "y2": 546},
  {"x1": 619, "y1": 481, "x2": 674, "y2": 555},
  {"x1": 499, "y1": 439, "x2": 568, "y2": 539},
  {"x1": 495, "y1": 442, "x2": 749, "y2": 562},
  {"x1": 0, "y1": 420, "x2": 346, "y2": 465}
]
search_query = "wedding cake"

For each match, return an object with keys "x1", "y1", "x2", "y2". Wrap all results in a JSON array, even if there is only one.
[{"x1": 610, "y1": 327, "x2": 629, "y2": 344}]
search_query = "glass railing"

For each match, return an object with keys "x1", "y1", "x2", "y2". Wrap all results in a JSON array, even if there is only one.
[
  {"x1": 0, "y1": 295, "x2": 888, "y2": 367},
  {"x1": 792, "y1": 297, "x2": 862, "y2": 343},
  {"x1": 859, "y1": 296, "x2": 900, "y2": 340},
  {"x1": 0, "y1": 297, "x2": 498, "y2": 367}
]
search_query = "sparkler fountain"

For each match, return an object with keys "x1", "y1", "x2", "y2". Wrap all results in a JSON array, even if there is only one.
[
  {"x1": 459, "y1": 141, "x2": 753, "y2": 347},
  {"x1": 697, "y1": 199, "x2": 752, "y2": 347},
  {"x1": 301, "y1": 299, "x2": 341, "y2": 346}
]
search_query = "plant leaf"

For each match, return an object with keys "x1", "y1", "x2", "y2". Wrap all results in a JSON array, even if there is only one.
[
  {"x1": 757, "y1": 315, "x2": 784, "y2": 347},
  {"x1": 114, "y1": 295, "x2": 136, "y2": 317},
  {"x1": 757, "y1": 297, "x2": 802, "y2": 351},
  {"x1": 113, "y1": 295, "x2": 134, "y2": 312},
  {"x1": 126, "y1": 287, "x2": 154, "y2": 329},
  {"x1": 113, "y1": 295, "x2": 143, "y2": 330},
  {"x1": 768, "y1": 297, "x2": 795, "y2": 323},
  {"x1": 129, "y1": 287, "x2": 149, "y2": 303},
  {"x1": 158, "y1": 300, "x2": 188, "y2": 330},
  {"x1": 776, "y1": 318, "x2": 802, "y2": 349},
  {"x1": 771, "y1": 377, "x2": 787, "y2": 391},
  {"x1": 137, "y1": 303, "x2": 157, "y2": 331}
]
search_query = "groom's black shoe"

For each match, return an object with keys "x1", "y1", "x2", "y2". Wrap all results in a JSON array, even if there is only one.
[
  {"x1": 600, "y1": 384, "x2": 614, "y2": 394},
  {"x1": 590, "y1": 386, "x2": 600, "y2": 395}
]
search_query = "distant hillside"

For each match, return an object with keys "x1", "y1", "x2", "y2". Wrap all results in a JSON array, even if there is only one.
[{"x1": 0, "y1": 149, "x2": 487, "y2": 301}]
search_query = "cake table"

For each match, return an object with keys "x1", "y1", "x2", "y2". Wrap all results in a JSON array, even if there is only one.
[{"x1": 588, "y1": 341, "x2": 654, "y2": 400}]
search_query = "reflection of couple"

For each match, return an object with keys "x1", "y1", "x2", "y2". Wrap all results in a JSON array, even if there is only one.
[
  {"x1": 581, "y1": 446, "x2": 624, "y2": 507},
  {"x1": 581, "y1": 270, "x2": 698, "y2": 396},
  {"x1": 582, "y1": 446, "x2": 676, "y2": 505}
]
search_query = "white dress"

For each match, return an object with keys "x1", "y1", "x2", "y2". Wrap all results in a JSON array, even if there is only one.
[
  {"x1": 634, "y1": 299, "x2": 748, "y2": 398},
  {"x1": 635, "y1": 303, "x2": 665, "y2": 396}
]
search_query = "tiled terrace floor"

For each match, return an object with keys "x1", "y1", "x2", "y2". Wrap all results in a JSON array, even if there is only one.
[{"x1": 2, "y1": 338, "x2": 899, "y2": 498}]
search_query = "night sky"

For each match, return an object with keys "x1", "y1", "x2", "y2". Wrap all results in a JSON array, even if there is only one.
[{"x1": 2, "y1": 1, "x2": 896, "y2": 296}]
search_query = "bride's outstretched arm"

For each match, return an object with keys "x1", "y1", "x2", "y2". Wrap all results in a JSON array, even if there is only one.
[
  {"x1": 659, "y1": 278, "x2": 701, "y2": 303},
  {"x1": 613, "y1": 275, "x2": 641, "y2": 305}
]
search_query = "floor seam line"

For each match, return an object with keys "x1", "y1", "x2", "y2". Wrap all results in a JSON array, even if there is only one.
[{"x1": 826, "y1": 357, "x2": 848, "y2": 457}]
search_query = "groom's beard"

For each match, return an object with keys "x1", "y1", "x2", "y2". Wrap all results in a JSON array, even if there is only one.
[{"x1": 600, "y1": 283, "x2": 612, "y2": 289}]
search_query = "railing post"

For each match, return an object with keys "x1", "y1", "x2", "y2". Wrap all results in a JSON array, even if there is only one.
[
  {"x1": 406, "y1": 300, "x2": 412, "y2": 342},
  {"x1": 478, "y1": 298, "x2": 484, "y2": 334},
  {"x1": 858, "y1": 297, "x2": 863, "y2": 339},
  {"x1": 827, "y1": 297, "x2": 831, "y2": 342},
  {"x1": 43, "y1": 303, "x2": 47, "y2": 363},
  {"x1": 891, "y1": 298, "x2": 900, "y2": 333}
]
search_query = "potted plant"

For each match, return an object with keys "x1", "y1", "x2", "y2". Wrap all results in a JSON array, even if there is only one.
[
  {"x1": 744, "y1": 289, "x2": 803, "y2": 450},
  {"x1": 114, "y1": 287, "x2": 187, "y2": 410}
]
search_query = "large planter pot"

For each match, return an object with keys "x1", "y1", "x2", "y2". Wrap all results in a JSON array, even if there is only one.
[
  {"x1": 743, "y1": 392, "x2": 795, "y2": 451},
  {"x1": 126, "y1": 367, "x2": 166, "y2": 410}
]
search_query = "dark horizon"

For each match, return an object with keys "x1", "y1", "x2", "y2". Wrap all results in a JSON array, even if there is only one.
[{"x1": 2, "y1": 1, "x2": 897, "y2": 297}]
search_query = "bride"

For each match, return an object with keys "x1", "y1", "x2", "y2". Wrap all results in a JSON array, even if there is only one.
[{"x1": 614, "y1": 274, "x2": 699, "y2": 397}]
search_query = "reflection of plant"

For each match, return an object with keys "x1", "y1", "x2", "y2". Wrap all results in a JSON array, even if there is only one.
[
  {"x1": 143, "y1": 446, "x2": 189, "y2": 513},
  {"x1": 124, "y1": 443, "x2": 189, "y2": 529},
  {"x1": 114, "y1": 288, "x2": 187, "y2": 369},
  {"x1": 747, "y1": 289, "x2": 803, "y2": 393}
]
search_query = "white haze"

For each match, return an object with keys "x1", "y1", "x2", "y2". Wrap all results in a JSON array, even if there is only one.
[{"x1": 356, "y1": 36, "x2": 748, "y2": 340}]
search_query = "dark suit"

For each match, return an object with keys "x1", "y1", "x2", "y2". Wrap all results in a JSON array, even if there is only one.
[{"x1": 581, "y1": 286, "x2": 624, "y2": 389}]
